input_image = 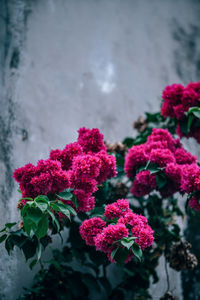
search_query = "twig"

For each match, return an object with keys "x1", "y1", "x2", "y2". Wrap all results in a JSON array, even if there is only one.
[{"x1": 165, "y1": 258, "x2": 170, "y2": 291}]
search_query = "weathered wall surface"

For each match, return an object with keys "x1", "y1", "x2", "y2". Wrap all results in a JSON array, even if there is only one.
[{"x1": 0, "y1": 0, "x2": 200, "y2": 299}]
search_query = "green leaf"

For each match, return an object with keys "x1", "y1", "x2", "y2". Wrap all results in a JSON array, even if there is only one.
[
  {"x1": 131, "y1": 243, "x2": 143, "y2": 262},
  {"x1": 122, "y1": 137, "x2": 135, "y2": 148},
  {"x1": 121, "y1": 239, "x2": 135, "y2": 250},
  {"x1": 193, "y1": 110, "x2": 200, "y2": 119},
  {"x1": 187, "y1": 106, "x2": 200, "y2": 115},
  {"x1": 56, "y1": 191, "x2": 73, "y2": 201},
  {"x1": 110, "y1": 247, "x2": 119, "y2": 261},
  {"x1": 36, "y1": 242, "x2": 42, "y2": 260},
  {"x1": 23, "y1": 217, "x2": 36, "y2": 236},
  {"x1": 5, "y1": 236, "x2": 14, "y2": 254},
  {"x1": 50, "y1": 203, "x2": 71, "y2": 220},
  {"x1": 29, "y1": 259, "x2": 37, "y2": 270},
  {"x1": 0, "y1": 227, "x2": 6, "y2": 233},
  {"x1": 64, "y1": 204, "x2": 77, "y2": 216},
  {"x1": 35, "y1": 215, "x2": 49, "y2": 240},
  {"x1": 20, "y1": 203, "x2": 29, "y2": 217},
  {"x1": 35, "y1": 201, "x2": 48, "y2": 213},
  {"x1": 0, "y1": 234, "x2": 7, "y2": 243},
  {"x1": 34, "y1": 195, "x2": 49, "y2": 203},
  {"x1": 5, "y1": 222, "x2": 17, "y2": 229},
  {"x1": 90, "y1": 206, "x2": 104, "y2": 217},
  {"x1": 179, "y1": 119, "x2": 189, "y2": 134},
  {"x1": 114, "y1": 247, "x2": 129, "y2": 265},
  {"x1": 47, "y1": 209, "x2": 60, "y2": 232},
  {"x1": 187, "y1": 114, "x2": 194, "y2": 131},
  {"x1": 156, "y1": 173, "x2": 167, "y2": 189},
  {"x1": 26, "y1": 207, "x2": 44, "y2": 225},
  {"x1": 22, "y1": 238, "x2": 37, "y2": 260},
  {"x1": 71, "y1": 195, "x2": 78, "y2": 208}
]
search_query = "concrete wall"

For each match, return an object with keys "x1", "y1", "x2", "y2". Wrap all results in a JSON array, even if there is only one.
[{"x1": 0, "y1": 0, "x2": 200, "y2": 299}]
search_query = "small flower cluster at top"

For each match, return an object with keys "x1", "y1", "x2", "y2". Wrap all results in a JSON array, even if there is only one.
[
  {"x1": 124, "y1": 128, "x2": 200, "y2": 211},
  {"x1": 80, "y1": 199, "x2": 154, "y2": 264},
  {"x1": 161, "y1": 82, "x2": 200, "y2": 143},
  {"x1": 13, "y1": 128, "x2": 117, "y2": 212}
]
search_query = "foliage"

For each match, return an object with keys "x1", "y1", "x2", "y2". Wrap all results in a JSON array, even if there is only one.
[{"x1": 0, "y1": 112, "x2": 198, "y2": 300}]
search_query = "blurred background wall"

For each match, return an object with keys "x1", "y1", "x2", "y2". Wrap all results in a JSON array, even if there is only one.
[{"x1": 0, "y1": 0, "x2": 200, "y2": 299}]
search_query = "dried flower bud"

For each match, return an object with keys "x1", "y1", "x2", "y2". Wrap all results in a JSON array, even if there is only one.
[
  {"x1": 133, "y1": 116, "x2": 148, "y2": 133},
  {"x1": 166, "y1": 240, "x2": 198, "y2": 271},
  {"x1": 105, "y1": 141, "x2": 127, "y2": 156},
  {"x1": 160, "y1": 291, "x2": 178, "y2": 300},
  {"x1": 115, "y1": 182, "x2": 129, "y2": 198},
  {"x1": 17, "y1": 201, "x2": 24, "y2": 210},
  {"x1": 18, "y1": 220, "x2": 24, "y2": 229}
]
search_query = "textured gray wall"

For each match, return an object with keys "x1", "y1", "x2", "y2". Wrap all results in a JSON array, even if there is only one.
[{"x1": 0, "y1": 0, "x2": 200, "y2": 299}]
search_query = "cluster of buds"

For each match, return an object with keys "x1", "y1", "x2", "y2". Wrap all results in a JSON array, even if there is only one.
[
  {"x1": 133, "y1": 116, "x2": 148, "y2": 133},
  {"x1": 160, "y1": 291, "x2": 178, "y2": 300},
  {"x1": 114, "y1": 182, "x2": 129, "y2": 198},
  {"x1": 105, "y1": 141, "x2": 127, "y2": 156},
  {"x1": 166, "y1": 240, "x2": 198, "y2": 271}
]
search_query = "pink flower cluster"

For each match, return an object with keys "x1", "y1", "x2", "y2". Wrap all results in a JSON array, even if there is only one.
[
  {"x1": 13, "y1": 160, "x2": 70, "y2": 199},
  {"x1": 80, "y1": 199, "x2": 154, "y2": 263},
  {"x1": 13, "y1": 128, "x2": 117, "y2": 212},
  {"x1": 125, "y1": 128, "x2": 198, "y2": 198},
  {"x1": 161, "y1": 82, "x2": 200, "y2": 142}
]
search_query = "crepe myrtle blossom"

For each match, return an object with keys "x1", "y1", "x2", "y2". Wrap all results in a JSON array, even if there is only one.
[
  {"x1": 80, "y1": 199, "x2": 154, "y2": 263},
  {"x1": 14, "y1": 127, "x2": 117, "y2": 212},
  {"x1": 125, "y1": 128, "x2": 199, "y2": 199},
  {"x1": 161, "y1": 82, "x2": 200, "y2": 143}
]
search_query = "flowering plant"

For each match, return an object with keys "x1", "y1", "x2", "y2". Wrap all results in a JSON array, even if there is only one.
[
  {"x1": 0, "y1": 127, "x2": 117, "y2": 267},
  {"x1": 161, "y1": 82, "x2": 200, "y2": 143},
  {"x1": 125, "y1": 127, "x2": 200, "y2": 212},
  {"x1": 80, "y1": 199, "x2": 154, "y2": 264},
  {"x1": 0, "y1": 83, "x2": 199, "y2": 300}
]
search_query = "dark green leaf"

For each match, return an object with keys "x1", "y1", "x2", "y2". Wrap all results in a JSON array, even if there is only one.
[
  {"x1": 5, "y1": 222, "x2": 17, "y2": 229},
  {"x1": 56, "y1": 191, "x2": 73, "y2": 201},
  {"x1": 26, "y1": 207, "x2": 44, "y2": 225},
  {"x1": 50, "y1": 203, "x2": 71, "y2": 220},
  {"x1": 71, "y1": 195, "x2": 78, "y2": 208},
  {"x1": 193, "y1": 110, "x2": 200, "y2": 119},
  {"x1": 5, "y1": 236, "x2": 14, "y2": 254},
  {"x1": 0, "y1": 227, "x2": 6, "y2": 233},
  {"x1": 187, "y1": 114, "x2": 194, "y2": 131},
  {"x1": 64, "y1": 204, "x2": 77, "y2": 216},
  {"x1": 0, "y1": 234, "x2": 7, "y2": 243},
  {"x1": 35, "y1": 201, "x2": 48, "y2": 213},
  {"x1": 121, "y1": 239, "x2": 135, "y2": 250},
  {"x1": 156, "y1": 173, "x2": 167, "y2": 189},
  {"x1": 35, "y1": 215, "x2": 49, "y2": 240},
  {"x1": 23, "y1": 216, "x2": 36, "y2": 236},
  {"x1": 20, "y1": 203, "x2": 29, "y2": 217},
  {"x1": 131, "y1": 243, "x2": 143, "y2": 261},
  {"x1": 34, "y1": 195, "x2": 49, "y2": 203},
  {"x1": 187, "y1": 106, "x2": 199, "y2": 115},
  {"x1": 90, "y1": 206, "x2": 104, "y2": 217},
  {"x1": 179, "y1": 119, "x2": 189, "y2": 134},
  {"x1": 47, "y1": 209, "x2": 60, "y2": 232},
  {"x1": 36, "y1": 242, "x2": 42, "y2": 260},
  {"x1": 114, "y1": 247, "x2": 129, "y2": 265},
  {"x1": 22, "y1": 238, "x2": 37, "y2": 260},
  {"x1": 29, "y1": 259, "x2": 37, "y2": 270},
  {"x1": 111, "y1": 247, "x2": 119, "y2": 261},
  {"x1": 122, "y1": 137, "x2": 135, "y2": 148}
]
